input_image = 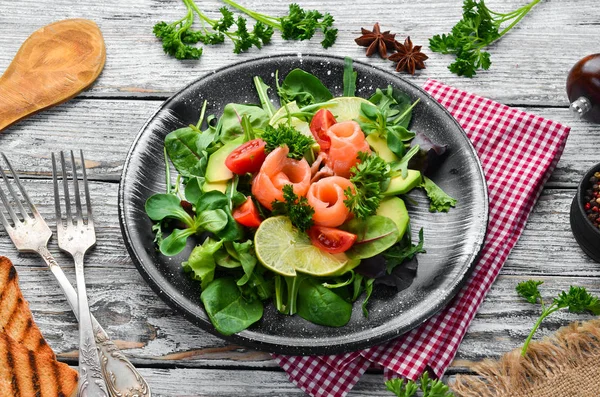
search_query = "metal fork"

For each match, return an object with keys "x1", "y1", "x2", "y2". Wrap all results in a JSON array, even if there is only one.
[
  {"x1": 52, "y1": 151, "x2": 107, "y2": 397},
  {"x1": 0, "y1": 152, "x2": 151, "y2": 397}
]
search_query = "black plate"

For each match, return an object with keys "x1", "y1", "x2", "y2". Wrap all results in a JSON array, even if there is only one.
[{"x1": 118, "y1": 54, "x2": 488, "y2": 355}]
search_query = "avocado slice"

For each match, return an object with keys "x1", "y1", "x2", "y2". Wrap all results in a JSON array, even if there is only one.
[
  {"x1": 366, "y1": 133, "x2": 400, "y2": 163},
  {"x1": 205, "y1": 136, "x2": 244, "y2": 182},
  {"x1": 202, "y1": 180, "x2": 228, "y2": 194},
  {"x1": 376, "y1": 197, "x2": 409, "y2": 240},
  {"x1": 384, "y1": 169, "x2": 422, "y2": 196}
]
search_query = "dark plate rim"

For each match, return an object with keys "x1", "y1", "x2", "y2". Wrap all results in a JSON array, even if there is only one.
[{"x1": 118, "y1": 53, "x2": 489, "y2": 355}]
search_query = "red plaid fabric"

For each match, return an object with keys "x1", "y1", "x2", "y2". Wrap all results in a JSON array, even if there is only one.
[{"x1": 272, "y1": 79, "x2": 571, "y2": 397}]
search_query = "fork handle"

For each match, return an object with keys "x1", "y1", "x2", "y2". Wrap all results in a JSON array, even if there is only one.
[
  {"x1": 38, "y1": 246, "x2": 151, "y2": 397},
  {"x1": 74, "y1": 252, "x2": 109, "y2": 397}
]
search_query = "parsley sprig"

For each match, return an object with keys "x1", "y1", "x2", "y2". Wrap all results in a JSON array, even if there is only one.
[
  {"x1": 153, "y1": 1, "x2": 337, "y2": 60},
  {"x1": 344, "y1": 152, "x2": 391, "y2": 219},
  {"x1": 516, "y1": 280, "x2": 600, "y2": 356},
  {"x1": 222, "y1": 1, "x2": 338, "y2": 48},
  {"x1": 385, "y1": 372, "x2": 454, "y2": 397},
  {"x1": 271, "y1": 185, "x2": 314, "y2": 231},
  {"x1": 260, "y1": 124, "x2": 315, "y2": 160},
  {"x1": 153, "y1": 3, "x2": 272, "y2": 59},
  {"x1": 429, "y1": 0, "x2": 541, "y2": 77}
]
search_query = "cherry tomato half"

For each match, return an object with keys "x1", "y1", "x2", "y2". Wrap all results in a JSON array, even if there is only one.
[
  {"x1": 307, "y1": 226, "x2": 357, "y2": 254},
  {"x1": 225, "y1": 139, "x2": 267, "y2": 175},
  {"x1": 309, "y1": 109, "x2": 336, "y2": 151},
  {"x1": 232, "y1": 197, "x2": 262, "y2": 228}
]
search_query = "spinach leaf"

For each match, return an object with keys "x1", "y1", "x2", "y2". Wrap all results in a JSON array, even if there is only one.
[
  {"x1": 200, "y1": 277, "x2": 263, "y2": 335},
  {"x1": 343, "y1": 57, "x2": 357, "y2": 97},
  {"x1": 220, "y1": 103, "x2": 269, "y2": 143},
  {"x1": 165, "y1": 126, "x2": 211, "y2": 178},
  {"x1": 342, "y1": 216, "x2": 399, "y2": 259},
  {"x1": 277, "y1": 69, "x2": 333, "y2": 107},
  {"x1": 183, "y1": 238, "x2": 223, "y2": 289},
  {"x1": 296, "y1": 278, "x2": 352, "y2": 327}
]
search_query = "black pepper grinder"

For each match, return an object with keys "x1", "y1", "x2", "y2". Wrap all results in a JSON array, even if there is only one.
[{"x1": 567, "y1": 53, "x2": 600, "y2": 123}]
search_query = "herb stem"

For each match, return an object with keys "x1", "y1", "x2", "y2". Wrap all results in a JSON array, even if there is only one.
[
  {"x1": 164, "y1": 147, "x2": 171, "y2": 194},
  {"x1": 520, "y1": 304, "x2": 560, "y2": 356},
  {"x1": 497, "y1": 0, "x2": 541, "y2": 38},
  {"x1": 221, "y1": 0, "x2": 282, "y2": 30},
  {"x1": 196, "y1": 100, "x2": 208, "y2": 129}
]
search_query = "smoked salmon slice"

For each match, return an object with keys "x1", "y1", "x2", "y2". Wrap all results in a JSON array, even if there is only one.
[
  {"x1": 252, "y1": 146, "x2": 311, "y2": 210},
  {"x1": 307, "y1": 176, "x2": 354, "y2": 227},
  {"x1": 325, "y1": 121, "x2": 370, "y2": 178}
]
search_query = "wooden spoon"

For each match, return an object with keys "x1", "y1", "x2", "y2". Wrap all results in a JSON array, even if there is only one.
[{"x1": 0, "y1": 19, "x2": 106, "y2": 131}]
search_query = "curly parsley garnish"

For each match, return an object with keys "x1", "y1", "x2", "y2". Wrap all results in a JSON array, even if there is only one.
[
  {"x1": 429, "y1": 0, "x2": 541, "y2": 77},
  {"x1": 271, "y1": 185, "x2": 314, "y2": 231},
  {"x1": 260, "y1": 124, "x2": 315, "y2": 160},
  {"x1": 516, "y1": 280, "x2": 600, "y2": 356},
  {"x1": 344, "y1": 152, "x2": 391, "y2": 219}
]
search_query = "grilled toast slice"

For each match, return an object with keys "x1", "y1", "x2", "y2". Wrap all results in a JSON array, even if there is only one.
[
  {"x1": 0, "y1": 331, "x2": 78, "y2": 397},
  {"x1": 0, "y1": 256, "x2": 55, "y2": 357},
  {"x1": 0, "y1": 256, "x2": 78, "y2": 397}
]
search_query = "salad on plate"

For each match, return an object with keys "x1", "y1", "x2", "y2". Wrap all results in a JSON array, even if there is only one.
[{"x1": 144, "y1": 57, "x2": 456, "y2": 335}]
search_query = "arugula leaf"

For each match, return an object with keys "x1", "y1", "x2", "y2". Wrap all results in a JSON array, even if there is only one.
[
  {"x1": 343, "y1": 57, "x2": 357, "y2": 97},
  {"x1": 383, "y1": 228, "x2": 425, "y2": 274},
  {"x1": 271, "y1": 185, "x2": 315, "y2": 232},
  {"x1": 253, "y1": 76, "x2": 276, "y2": 118},
  {"x1": 516, "y1": 281, "x2": 600, "y2": 356},
  {"x1": 429, "y1": 0, "x2": 541, "y2": 77},
  {"x1": 259, "y1": 124, "x2": 315, "y2": 160},
  {"x1": 390, "y1": 144, "x2": 420, "y2": 179},
  {"x1": 420, "y1": 176, "x2": 457, "y2": 212},
  {"x1": 344, "y1": 152, "x2": 391, "y2": 219}
]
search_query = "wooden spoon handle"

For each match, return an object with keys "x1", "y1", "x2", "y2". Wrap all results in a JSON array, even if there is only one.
[{"x1": 0, "y1": 19, "x2": 106, "y2": 131}]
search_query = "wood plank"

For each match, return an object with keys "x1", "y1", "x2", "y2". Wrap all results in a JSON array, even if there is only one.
[
  {"x1": 129, "y1": 368, "x2": 397, "y2": 396},
  {"x1": 0, "y1": 99, "x2": 597, "y2": 187},
  {"x1": 0, "y1": 179, "x2": 597, "y2": 369},
  {"x1": 1, "y1": 0, "x2": 598, "y2": 106}
]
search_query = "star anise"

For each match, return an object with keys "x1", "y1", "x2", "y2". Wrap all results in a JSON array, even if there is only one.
[
  {"x1": 355, "y1": 23, "x2": 397, "y2": 59},
  {"x1": 389, "y1": 37, "x2": 428, "y2": 75}
]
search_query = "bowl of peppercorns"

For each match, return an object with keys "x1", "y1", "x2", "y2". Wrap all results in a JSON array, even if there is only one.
[{"x1": 570, "y1": 162, "x2": 600, "y2": 262}]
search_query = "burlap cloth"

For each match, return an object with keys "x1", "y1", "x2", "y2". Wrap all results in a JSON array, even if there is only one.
[{"x1": 452, "y1": 319, "x2": 600, "y2": 396}]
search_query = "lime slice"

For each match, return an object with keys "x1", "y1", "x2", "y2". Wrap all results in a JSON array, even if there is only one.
[
  {"x1": 269, "y1": 101, "x2": 312, "y2": 138},
  {"x1": 254, "y1": 216, "x2": 353, "y2": 277},
  {"x1": 321, "y1": 97, "x2": 372, "y2": 122}
]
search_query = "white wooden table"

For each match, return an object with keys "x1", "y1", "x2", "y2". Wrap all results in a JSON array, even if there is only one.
[{"x1": 1, "y1": 0, "x2": 599, "y2": 395}]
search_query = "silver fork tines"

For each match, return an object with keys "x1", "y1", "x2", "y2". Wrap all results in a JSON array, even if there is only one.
[
  {"x1": 0, "y1": 153, "x2": 52, "y2": 252},
  {"x1": 52, "y1": 150, "x2": 108, "y2": 397}
]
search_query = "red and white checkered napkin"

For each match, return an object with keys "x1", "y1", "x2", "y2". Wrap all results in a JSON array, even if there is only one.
[{"x1": 272, "y1": 79, "x2": 572, "y2": 397}]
